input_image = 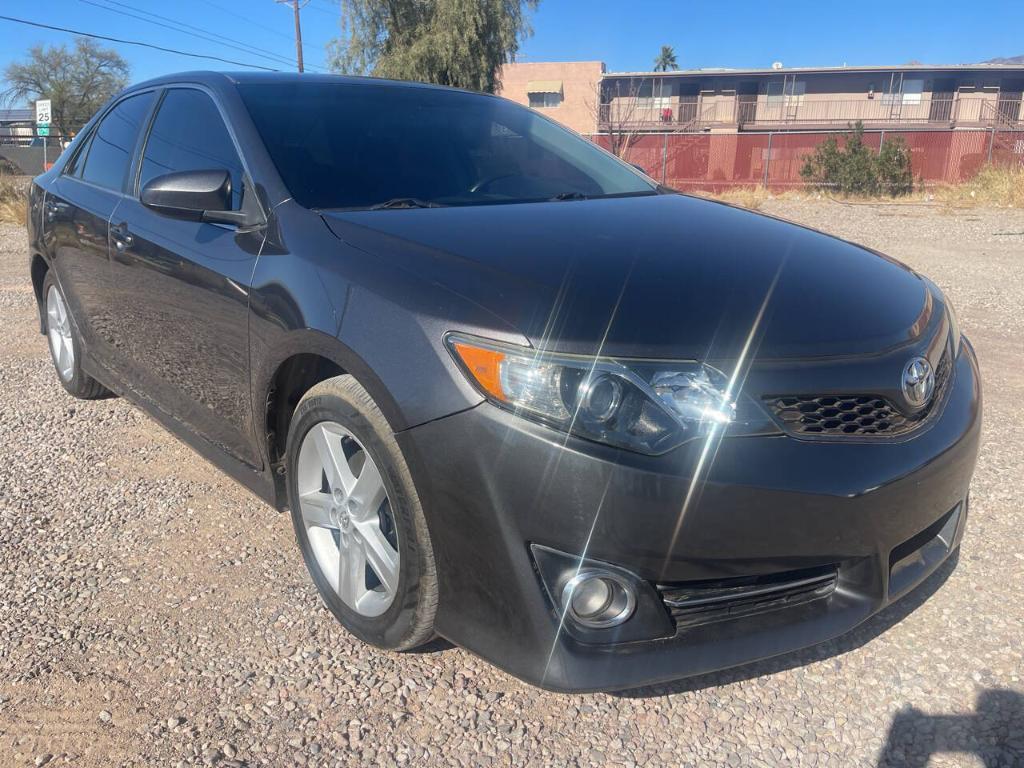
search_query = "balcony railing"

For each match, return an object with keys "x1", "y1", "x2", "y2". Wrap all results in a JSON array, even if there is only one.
[
  {"x1": 597, "y1": 97, "x2": 1018, "y2": 133},
  {"x1": 748, "y1": 98, "x2": 963, "y2": 126}
]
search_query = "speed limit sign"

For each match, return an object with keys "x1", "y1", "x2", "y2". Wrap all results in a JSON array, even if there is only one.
[{"x1": 35, "y1": 99, "x2": 51, "y2": 126}]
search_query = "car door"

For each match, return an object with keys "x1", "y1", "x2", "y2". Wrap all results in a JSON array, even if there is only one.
[
  {"x1": 106, "y1": 86, "x2": 263, "y2": 468},
  {"x1": 42, "y1": 90, "x2": 156, "y2": 371}
]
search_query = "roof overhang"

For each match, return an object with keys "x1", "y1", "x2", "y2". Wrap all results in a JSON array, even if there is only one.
[{"x1": 603, "y1": 64, "x2": 1024, "y2": 79}]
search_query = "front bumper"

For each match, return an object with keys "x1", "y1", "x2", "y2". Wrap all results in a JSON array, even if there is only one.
[{"x1": 398, "y1": 340, "x2": 982, "y2": 692}]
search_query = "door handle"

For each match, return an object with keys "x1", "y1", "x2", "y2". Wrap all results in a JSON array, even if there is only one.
[{"x1": 110, "y1": 222, "x2": 134, "y2": 251}]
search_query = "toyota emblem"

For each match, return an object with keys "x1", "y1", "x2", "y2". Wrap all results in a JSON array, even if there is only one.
[{"x1": 902, "y1": 356, "x2": 935, "y2": 408}]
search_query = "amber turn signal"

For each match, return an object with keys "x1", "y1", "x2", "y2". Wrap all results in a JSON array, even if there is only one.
[{"x1": 450, "y1": 341, "x2": 507, "y2": 401}]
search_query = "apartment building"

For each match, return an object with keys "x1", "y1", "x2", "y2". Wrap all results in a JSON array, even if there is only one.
[{"x1": 497, "y1": 61, "x2": 1024, "y2": 136}]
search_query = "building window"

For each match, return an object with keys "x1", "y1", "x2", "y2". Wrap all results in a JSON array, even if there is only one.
[
  {"x1": 766, "y1": 79, "x2": 806, "y2": 104},
  {"x1": 901, "y1": 79, "x2": 924, "y2": 105},
  {"x1": 883, "y1": 78, "x2": 924, "y2": 105},
  {"x1": 528, "y1": 91, "x2": 562, "y2": 109}
]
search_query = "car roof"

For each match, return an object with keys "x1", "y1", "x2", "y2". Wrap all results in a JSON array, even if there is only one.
[{"x1": 125, "y1": 70, "x2": 492, "y2": 97}]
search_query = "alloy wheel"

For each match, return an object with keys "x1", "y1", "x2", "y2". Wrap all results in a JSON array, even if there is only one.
[
  {"x1": 296, "y1": 421, "x2": 400, "y2": 617},
  {"x1": 46, "y1": 285, "x2": 74, "y2": 382}
]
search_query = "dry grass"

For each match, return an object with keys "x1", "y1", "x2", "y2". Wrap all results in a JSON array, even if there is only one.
[
  {"x1": 930, "y1": 164, "x2": 1024, "y2": 208},
  {"x1": 693, "y1": 165, "x2": 1024, "y2": 211},
  {"x1": 693, "y1": 186, "x2": 814, "y2": 211},
  {"x1": 856, "y1": 166, "x2": 1024, "y2": 209},
  {"x1": 692, "y1": 186, "x2": 775, "y2": 210},
  {"x1": 0, "y1": 176, "x2": 28, "y2": 226}
]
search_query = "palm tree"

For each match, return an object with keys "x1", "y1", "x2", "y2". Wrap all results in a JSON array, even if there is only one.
[{"x1": 653, "y1": 45, "x2": 678, "y2": 72}]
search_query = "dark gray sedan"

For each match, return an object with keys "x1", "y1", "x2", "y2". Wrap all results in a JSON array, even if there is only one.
[{"x1": 26, "y1": 72, "x2": 980, "y2": 692}]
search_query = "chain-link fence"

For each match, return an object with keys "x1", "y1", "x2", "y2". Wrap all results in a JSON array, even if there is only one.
[
  {"x1": 4, "y1": 125, "x2": 1022, "y2": 190},
  {"x1": 591, "y1": 128, "x2": 1024, "y2": 192}
]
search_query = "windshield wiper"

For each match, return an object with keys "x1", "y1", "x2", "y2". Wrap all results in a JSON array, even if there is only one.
[
  {"x1": 549, "y1": 192, "x2": 588, "y2": 201},
  {"x1": 369, "y1": 197, "x2": 445, "y2": 210}
]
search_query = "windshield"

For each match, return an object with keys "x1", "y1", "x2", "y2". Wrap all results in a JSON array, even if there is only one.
[{"x1": 237, "y1": 81, "x2": 656, "y2": 210}]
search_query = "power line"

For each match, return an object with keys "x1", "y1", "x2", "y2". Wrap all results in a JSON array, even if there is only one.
[
  {"x1": 195, "y1": 0, "x2": 298, "y2": 43},
  {"x1": 77, "y1": 0, "x2": 319, "y2": 72},
  {"x1": 193, "y1": 0, "x2": 333, "y2": 72},
  {"x1": 304, "y1": 1, "x2": 340, "y2": 17},
  {"x1": 89, "y1": 0, "x2": 330, "y2": 72},
  {"x1": 86, "y1": 0, "x2": 297, "y2": 65},
  {"x1": 0, "y1": 15, "x2": 280, "y2": 71}
]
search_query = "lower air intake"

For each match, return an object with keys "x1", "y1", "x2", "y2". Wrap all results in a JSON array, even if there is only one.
[{"x1": 659, "y1": 566, "x2": 838, "y2": 631}]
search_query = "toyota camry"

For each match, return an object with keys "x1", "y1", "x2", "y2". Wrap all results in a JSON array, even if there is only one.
[{"x1": 26, "y1": 72, "x2": 981, "y2": 692}]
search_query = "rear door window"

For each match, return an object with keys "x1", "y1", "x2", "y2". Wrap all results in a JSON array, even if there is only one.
[
  {"x1": 79, "y1": 92, "x2": 155, "y2": 192},
  {"x1": 138, "y1": 89, "x2": 244, "y2": 210}
]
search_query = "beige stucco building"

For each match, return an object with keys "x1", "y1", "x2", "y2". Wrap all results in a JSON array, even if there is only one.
[{"x1": 495, "y1": 60, "x2": 605, "y2": 134}]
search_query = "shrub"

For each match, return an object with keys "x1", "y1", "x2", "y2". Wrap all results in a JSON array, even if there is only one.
[
  {"x1": 877, "y1": 136, "x2": 914, "y2": 197},
  {"x1": 800, "y1": 121, "x2": 913, "y2": 197}
]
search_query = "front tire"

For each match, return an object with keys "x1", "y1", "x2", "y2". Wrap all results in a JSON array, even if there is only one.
[
  {"x1": 286, "y1": 375, "x2": 438, "y2": 650},
  {"x1": 42, "y1": 272, "x2": 109, "y2": 400}
]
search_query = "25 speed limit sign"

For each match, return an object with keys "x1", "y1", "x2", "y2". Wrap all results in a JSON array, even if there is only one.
[{"x1": 35, "y1": 99, "x2": 51, "y2": 126}]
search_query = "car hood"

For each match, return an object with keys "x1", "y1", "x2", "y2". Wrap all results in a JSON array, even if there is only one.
[{"x1": 322, "y1": 193, "x2": 932, "y2": 361}]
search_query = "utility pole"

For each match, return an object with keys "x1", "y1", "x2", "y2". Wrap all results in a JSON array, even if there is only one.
[{"x1": 277, "y1": 0, "x2": 308, "y2": 73}]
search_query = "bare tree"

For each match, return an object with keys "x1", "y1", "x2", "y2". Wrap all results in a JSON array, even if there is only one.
[
  {"x1": 586, "y1": 76, "x2": 707, "y2": 187},
  {"x1": 3, "y1": 38, "x2": 130, "y2": 138},
  {"x1": 587, "y1": 77, "x2": 652, "y2": 159}
]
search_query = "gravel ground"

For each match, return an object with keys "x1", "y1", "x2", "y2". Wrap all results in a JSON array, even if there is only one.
[{"x1": 1, "y1": 200, "x2": 1023, "y2": 768}]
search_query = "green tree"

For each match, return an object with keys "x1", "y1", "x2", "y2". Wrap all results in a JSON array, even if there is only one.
[
  {"x1": 2, "y1": 38, "x2": 130, "y2": 138},
  {"x1": 653, "y1": 45, "x2": 678, "y2": 72},
  {"x1": 328, "y1": 0, "x2": 538, "y2": 93}
]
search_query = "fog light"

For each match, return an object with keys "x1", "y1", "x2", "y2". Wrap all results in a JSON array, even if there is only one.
[{"x1": 561, "y1": 570, "x2": 636, "y2": 628}]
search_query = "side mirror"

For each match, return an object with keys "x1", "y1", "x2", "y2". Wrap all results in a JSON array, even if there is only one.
[{"x1": 141, "y1": 169, "x2": 254, "y2": 227}]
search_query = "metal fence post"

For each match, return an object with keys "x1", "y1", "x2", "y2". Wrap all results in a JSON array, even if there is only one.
[
  {"x1": 762, "y1": 131, "x2": 773, "y2": 188},
  {"x1": 661, "y1": 132, "x2": 668, "y2": 184},
  {"x1": 987, "y1": 126, "x2": 995, "y2": 164}
]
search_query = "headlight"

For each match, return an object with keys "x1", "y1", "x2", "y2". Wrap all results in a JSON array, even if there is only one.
[{"x1": 446, "y1": 333, "x2": 743, "y2": 454}]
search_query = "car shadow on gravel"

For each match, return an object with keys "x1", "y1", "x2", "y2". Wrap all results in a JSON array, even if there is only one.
[
  {"x1": 613, "y1": 549, "x2": 960, "y2": 699},
  {"x1": 878, "y1": 688, "x2": 1024, "y2": 767},
  {"x1": 416, "y1": 637, "x2": 456, "y2": 653}
]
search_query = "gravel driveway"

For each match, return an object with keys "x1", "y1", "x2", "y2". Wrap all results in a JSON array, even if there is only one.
[{"x1": 1, "y1": 200, "x2": 1022, "y2": 768}]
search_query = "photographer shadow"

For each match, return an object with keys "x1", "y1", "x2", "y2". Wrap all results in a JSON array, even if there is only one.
[{"x1": 878, "y1": 688, "x2": 1024, "y2": 767}]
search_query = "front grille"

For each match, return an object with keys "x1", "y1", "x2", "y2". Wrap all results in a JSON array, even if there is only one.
[
  {"x1": 766, "y1": 394, "x2": 914, "y2": 436},
  {"x1": 765, "y1": 352, "x2": 951, "y2": 438},
  {"x1": 660, "y1": 566, "x2": 838, "y2": 631}
]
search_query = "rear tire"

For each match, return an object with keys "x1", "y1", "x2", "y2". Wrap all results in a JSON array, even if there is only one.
[
  {"x1": 286, "y1": 374, "x2": 437, "y2": 650},
  {"x1": 42, "y1": 272, "x2": 110, "y2": 400}
]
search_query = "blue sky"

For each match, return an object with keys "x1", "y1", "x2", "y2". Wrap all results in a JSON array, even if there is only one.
[{"x1": 2, "y1": 0, "x2": 1023, "y2": 100}]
